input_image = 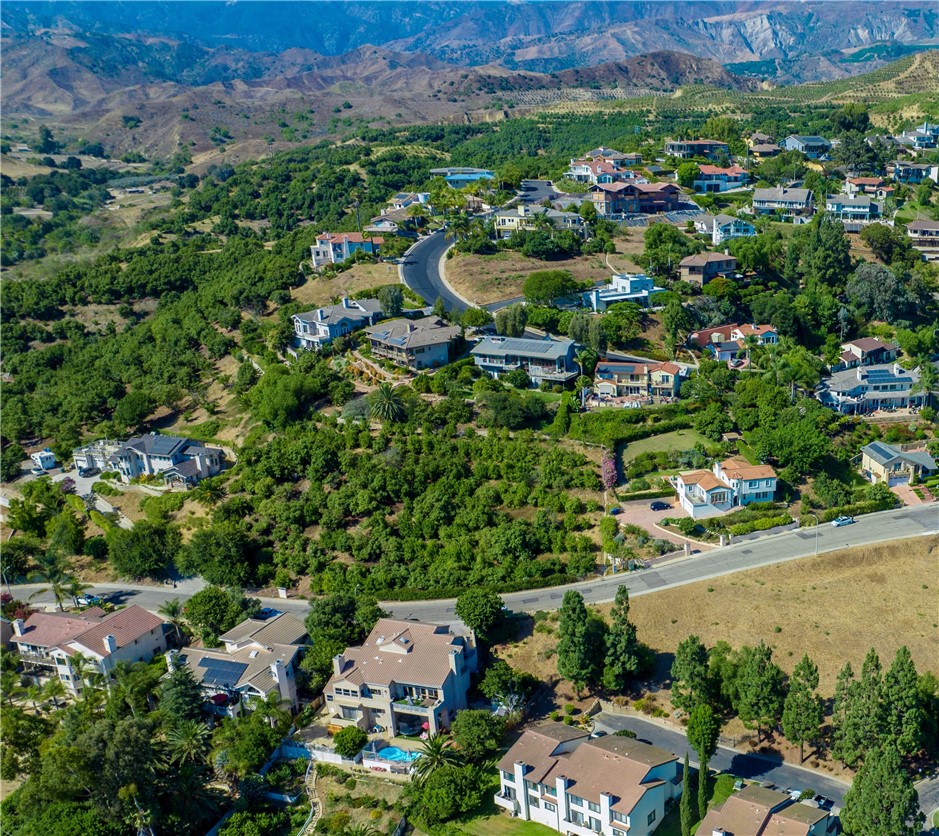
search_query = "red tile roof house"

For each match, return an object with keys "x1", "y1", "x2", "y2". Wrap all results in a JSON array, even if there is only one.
[
  {"x1": 310, "y1": 232, "x2": 384, "y2": 267},
  {"x1": 692, "y1": 165, "x2": 750, "y2": 193},
  {"x1": 672, "y1": 458, "x2": 778, "y2": 519},
  {"x1": 10, "y1": 605, "x2": 166, "y2": 694},
  {"x1": 494, "y1": 722, "x2": 683, "y2": 836}
]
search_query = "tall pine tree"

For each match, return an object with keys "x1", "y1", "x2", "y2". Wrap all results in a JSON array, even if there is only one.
[
  {"x1": 679, "y1": 752, "x2": 692, "y2": 836},
  {"x1": 841, "y1": 745, "x2": 924, "y2": 836},
  {"x1": 831, "y1": 661, "x2": 861, "y2": 767},
  {"x1": 882, "y1": 646, "x2": 923, "y2": 758},
  {"x1": 602, "y1": 586, "x2": 641, "y2": 692},
  {"x1": 782, "y1": 654, "x2": 823, "y2": 762},
  {"x1": 687, "y1": 704, "x2": 719, "y2": 819},
  {"x1": 671, "y1": 635, "x2": 711, "y2": 714},
  {"x1": 736, "y1": 641, "x2": 786, "y2": 743}
]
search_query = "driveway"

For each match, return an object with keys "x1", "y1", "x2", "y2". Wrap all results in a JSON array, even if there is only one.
[
  {"x1": 891, "y1": 483, "x2": 925, "y2": 506},
  {"x1": 593, "y1": 712, "x2": 849, "y2": 808},
  {"x1": 613, "y1": 498, "x2": 716, "y2": 551}
]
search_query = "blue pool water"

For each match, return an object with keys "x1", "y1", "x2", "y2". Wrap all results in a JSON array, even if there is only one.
[{"x1": 376, "y1": 746, "x2": 420, "y2": 763}]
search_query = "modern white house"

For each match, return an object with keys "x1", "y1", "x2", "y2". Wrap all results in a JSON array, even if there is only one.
[
  {"x1": 584, "y1": 273, "x2": 666, "y2": 311},
  {"x1": 11, "y1": 605, "x2": 167, "y2": 694},
  {"x1": 310, "y1": 233, "x2": 383, "y2": 267},
  {"x1": 168, "y1": 612, "x2": 308, "y2": 717},
  {"x1": 815, "y1": 361, "x2": 935, "y2": 415},
  {"x1": 29, "y1": 448, "x2": 57, "y2": 470},
  {"x1": 291, "y1": 297, "x2": 384, "y2": 351},
  {"x1": 72, "y1": 433, "x2": 224, "y2": 486},
  {"x1": 694, "y1": 213, "x2": 757, "y2": 246},
  {"x1": 825, "y1": 194, "x2": 882, "y2": 225},
  {"x1": 495, "y1": 723, "x2": 683, "y2": 836},
  {"x1": 323, "y1": 618, "x2": 477, "y2": 737},
  {"x1": 472, "y1": 336, "x2": 579, "y2": 387},
  {"x1": 673, "y1": 458, "x2": 778, "y2": 519}
]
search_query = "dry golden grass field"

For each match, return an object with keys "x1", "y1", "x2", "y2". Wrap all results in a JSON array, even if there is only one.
[{"x1": 289, "y1": 263, "x2": 403, "y2": 309}]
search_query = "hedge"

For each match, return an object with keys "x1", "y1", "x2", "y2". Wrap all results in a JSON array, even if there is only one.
[
  {"x1": 375, "y1": 572, "x2": 575, "y2": 602},
  {"x1": 818, "y1": 496, "x2": 895, "y2": 522},
  {"x1": 727, "y1": 514, "x2": 793, "y2": 537},
  {"x1": 568, "y1": 403, "x2": 699, "y2": 447},
  {"x1": 614, "y1": 488, "x2": 676, "y2": 503}
]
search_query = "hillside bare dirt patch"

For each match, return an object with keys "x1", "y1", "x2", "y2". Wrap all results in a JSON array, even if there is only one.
[{"x1": 289, "y1": 263, "x2": 403, "y2": 309}]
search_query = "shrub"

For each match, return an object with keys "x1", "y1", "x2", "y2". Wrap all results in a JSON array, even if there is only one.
[
  {"x1": 564, "y1": 703, "x2": 576, "y2": 716},
  {"x1": 332, "y1": 726, "x2": 367, "y2": 759}
]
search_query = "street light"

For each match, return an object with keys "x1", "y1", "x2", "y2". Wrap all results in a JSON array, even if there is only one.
[{"x1": 809, "y1": 512, "x2": 820, "y2": 556}]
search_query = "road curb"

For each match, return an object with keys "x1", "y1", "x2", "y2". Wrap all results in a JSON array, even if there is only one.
[{"x1": 435, "y1": 242, "x2": 476, "y2": 310}]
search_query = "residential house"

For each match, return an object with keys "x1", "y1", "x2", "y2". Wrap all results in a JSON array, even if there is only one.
[
  {"x1": 694, "y1": 213, "x2": 757, "y2": 246},
  {"x1": 588, "y1": 182, "x2": 683, "y2": 216},
  {"x1": 815, "y1": 361, "x2": 935, "y2": 414},
  {"x1": 364, "y1": 316, "x2": 462, "y2": 371},
  {"x1": 366, "y1": 207, "x2": 420, "y2": 236},
  {"x1": 323, "y1": 618, "x2": 477, "y2": 737},
  {"x1": 692, "y1": 165, "x2": 750, "y2": 193},
  {"x1": 310, "y1": 233, "x2": 384, "y2": 267},
  {"x1": 567, "y1": 158, "x2": 639, "y2": 185},
  {"x1": 664, "y1": 139, "x2": 729, "y2": 160},
  {"x1": 831, "y1": 337, "x2": 899, "y2": 371},
  {"x1": 493, "y1": 205, "x2": 588, "y2": 239},
  {"x1": 673, "y1": 458, "x2": 778, "y2": 519},
  {"x1": 634, "y1": 182, "x2": 683, "y2": 213},
  {"x1": 688, "y1": 323, "x2": 739, "y2": 350},
  {"x1": 679, "y1": 251, "x2": 738, "y2": 286},
  {"x1": 11, "y1": 605, "x2": 166, "y2": 694},
  {"x1": 429, "y1": 167, "x2": 494, "y2": 187},
  {"x1": 844, "y1": 176, "x2": 887, "y2": 196},
  {"x1": 495, "y1": 723, "x2": 683, "y2": 836},
  {"x1": 780, "y1": 135, "x2": 832, "y2": 159},
  {"x1": 896, "y1": 122, "x2": 939, "y2": 153},
  {"x1": 29, "y1": 448, "x2": 56, "y2": 470},
  {"x1": 292, "y1": 297, "x2": 384, "y2": 351},
  {"x1": 387, "y1": 192, "x2": 429, "y2": 212},
  {"x1": 705, "y1": 324, "x2": 779, "y2": 363},
  {"x1": 749, "y1": 142, "x2": 782, "y2": 160},
  {"x1": 585, "y1": 273, "x2": 666, "y2": 311},
  {"x1": 584, "y1": 147, "x2": 641, "y2": 164},
  {"x1": 906, "y1": 220, "x2": 939, "y2": 261},
  {"x1": 168, "y1": 612, "x2": 308, "y2": 717},
  {"x1": 752, "y1": 187, "x2": 815, "y2": 218},
  {"x1": 73, "y1": 433, "x2": 223, "y2": 486},
  {"x1": 748, "y1": 131, "x2": 775, "y2": 146},
  {"x1": 472, "y1": 336, "x2": 578, "y2": 387},
  {"x1": 889, "y1": 160, "x2": 938, "y2": 184},
  {"x1": 825, "y1": 194, "x2": 882, "y2": 227},
  {"x1": 593, "y1": 360, "x2": 685, "y2": 401},
  {"x1": 860, "y1": 440, "x2": 938, "y2": 486},
  {"x1": 698, "y1": 784, "x2": 832, "y2": 836}
]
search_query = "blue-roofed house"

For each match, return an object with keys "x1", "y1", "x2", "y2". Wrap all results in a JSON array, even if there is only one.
[
  {"x1": 471, "y1": 336, "x2": 578, "y2": 386},
  {"x1": 429, "y1": 167, "x2": 495, "y2": 188},
  {"x1": 815, "y1": 361, "x2": 936, "y2": 415},
  {"x1": 860, "y1": 441, "x2": 938, "y2": 486}
]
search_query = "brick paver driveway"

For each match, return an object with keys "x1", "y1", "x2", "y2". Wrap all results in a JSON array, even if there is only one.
[{"x1": 612, "y1": 498, "x2": 716, "y2": 552}]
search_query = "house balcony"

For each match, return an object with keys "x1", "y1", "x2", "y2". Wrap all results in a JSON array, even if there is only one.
[
  {"x1": 18, "y1": 651, "x2": 58, "y2": 669},
  {"x1": 494, "y1": 792, "x2": 517, "y2": 812}
]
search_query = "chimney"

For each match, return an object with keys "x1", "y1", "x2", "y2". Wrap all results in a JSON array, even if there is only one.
[
  {"x1": 13, "y1": 619, "x2": 25, "y2": 637},
  {"x1": 342, "y1": 297, "x2": 351, "y2": 308},
  {"x1": 103, "y1": 635, "x2": 117, "y2": 654},
  {"x1": 333, "y1": 653, "x2": 345, "y2": 676},
  {"x1": 165, "y1": 650, "x2": 177, "y2": 672},
  {"x1": 271, "y1": 658, "x2": 295, "y2": 704},
  {"x1": 448, "y1": 648, "x2": 460, "y2": 676}
]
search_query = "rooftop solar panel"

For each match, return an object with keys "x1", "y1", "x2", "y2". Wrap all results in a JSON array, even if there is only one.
[{"x1": 198, "y1": 657, "x2": 248, "y2": 687}]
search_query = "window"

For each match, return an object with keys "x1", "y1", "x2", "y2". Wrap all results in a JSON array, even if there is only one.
[
  {"x1": 501, "y1": 770, "x2": 513, "y2": 782},
  {"x1": 528, "y1": 796, "x2": 540, "y2": 809},
  {"x1": 545, "y1": 802, "x2": 556, "y2": 813},
  {"x1": 647, "y1": 810, "x2": 657, "y2": 825},
  {"x1": 567, "y1": 794, "x2": 585, "y2": 808},
  {"x1": 587, "y1": 801, "x2": 600, "y2": 813},
  {"x1": 611, "y1": 811, "x2": 629, "y2": 824},
  {"x1": 589, "y1": 817, "x2": 601, "y2": 833}
]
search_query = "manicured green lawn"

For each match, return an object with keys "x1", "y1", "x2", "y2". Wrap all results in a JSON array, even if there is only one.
[
  {"x1": 621, "y1": 429, "x2": 716, "y2": 463},
  {"x1": 459, "y1": 783, "x2": 558, "y2": 836}
]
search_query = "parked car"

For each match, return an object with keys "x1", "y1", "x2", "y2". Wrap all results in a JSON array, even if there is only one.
[
  {"x1": 813, "y1": 795, "x2": 834, "y2": 811},
  {"x1": 650, "y1": 501, "x2": 671, "y2": 511},
  {"x1": 831, "y1": 515, "x2": 855, "y2": 527},
  {"x1": 608, "y1": 507, "x2": 621, "y2": 515},
  {"x1": 77, "y1": 594, "x2": 102, "y2": 606},
  {"x1": 30, "y1": 467, "x2": 46, "y2": 477},
  {"x1": 78, "y1": 466, "x2": 100, "y2": 478},
  {"x1": 785, "y1": 788, "x2": 802, "y2": 801},
  {"x1": 589, "y1": 730, "x2": 607, "y2": 739}
]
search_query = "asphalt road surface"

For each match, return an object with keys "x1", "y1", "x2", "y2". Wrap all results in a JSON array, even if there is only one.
[
  {"x1": 518, "y1": 179, "x2": 559, "y2": 204},
  {"x1": 400, "y1": 230, "x2": 468, "y2": 313},
  {"x1": 592, "y1": 712, "x2": 849, "y2": 807}
]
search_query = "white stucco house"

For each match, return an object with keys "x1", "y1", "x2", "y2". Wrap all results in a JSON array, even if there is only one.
[{"x1": 673, "y1": 458, "x2": 778, "y2": 519}]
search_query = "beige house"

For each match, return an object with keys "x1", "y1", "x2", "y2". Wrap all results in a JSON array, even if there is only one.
[
  {"x1": 364, "y1": 316, "x2": 462, "y2": 371},
  {"x1": 679, "y1": 252, "x2": 738, "y2": 286},
  {"x1": 495, "y1": 723, "x2": 683, "y2": 836},
  {"x1": 861, "y1": 441, "x2": 937, "y2": 486},
  {"x1": 698, "y1": 784, "x2": 832, "y2": 836},
  {"x1": 323, "y1": 618, "x2": 477, "y2": 737}
]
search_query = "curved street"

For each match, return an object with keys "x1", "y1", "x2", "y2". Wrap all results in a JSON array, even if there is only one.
[{"x1": 400, "y1": 229, "x2": 468, "y2": 313}]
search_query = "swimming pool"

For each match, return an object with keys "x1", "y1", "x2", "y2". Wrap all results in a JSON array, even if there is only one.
[{"x1": 375, "y1": 746, "x2": 420, "y2": 763}]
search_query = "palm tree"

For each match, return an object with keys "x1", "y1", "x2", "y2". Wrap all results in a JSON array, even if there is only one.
[
  {"x1": 411, "y1": 732, "x2": 463, "y2": 784},
  {"x1": 25, "y1": 683, "x2": 43, "y2": 712},
  {"x1": 43, "y1": 677, "x2": 67, "y2": 708},
  {"x1": 165, "y1": 719, "x2": 211, "y2": 766},
  {"x1": 447, "y1": 212, "x2": 472, "y2": 244},
  {"x1": 913, "y1": 360, "x2": 938, "y2": 405},
  {"x1": 28, "y1": 552, "x2": 75, "y2": 611},
  {"x1": 192, "y1": 477, "x2": 226, "y2": 507},
  {"x1": 158, "y1": 598, "x2": 186, "y2": 646},
  {"x1": 2, "y1": 670, "x2": 23, "y2": 706},
  {"x1": 249, "y1": 692, "x2": 291, "y2": 731},
  {"x1": 368, "y1": 383, "x2": 406, "y2": 423},
  {"x1": 575, "y1": 348, "x2": 598, "y2": 378},
  {"x1": 342, "y1": 826, "x2": 381, "y2": 836},
  {"x1": 65, "y1": 576, "x2": 92, "y2": 609}
]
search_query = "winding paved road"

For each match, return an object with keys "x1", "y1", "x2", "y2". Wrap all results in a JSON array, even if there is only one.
[{"x1": 400, "y1": 230, "x2": 468, "y2": 313}]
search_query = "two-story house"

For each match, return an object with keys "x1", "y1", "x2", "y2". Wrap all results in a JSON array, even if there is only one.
[
  {"x1": 673, "y1": 458, "x2": 778, "y2": 519},
  {"x1": 472, "y1": 336, "x2": 578, "y2": 387},
  {"x1": 843, "y1": 177, "x2": 886, "y2": 196},
  {"x1": 831, "y1": 337, "x2": 899, "y2": 371},
  {"x1": 815, "y1": 361, "x2": 936, "y2": 414},
  {"x1": 897, "y1": 122, "x2": 939, "y2": 153},
  {"x1": 860, "y1": 441, "x2": 938, "y2": 486},
  {"x1": 493, "y1": 205, "x2": 588, "y2": 239},
  {"x1": 311, "y1": 233, "x2": 384, "y2": 267},
  {"x1": 679, "y1": 251, "x2": 738, "y2": 286},
  {"x1": 664, "y1": 139, "x2": 729, "y2": 160},
  {"x1": 752, "y1": 187, "x2": 815, "y2": 218},
  {"x1": 750, "y1": 142, "x2": 782, "y2": 160},
  {"x1": 11, "y1": 605, "x2": 166, "y2": 694},
  {"x1": 168, "y1": 612, "x2": 308, "y2": 717},
  {"x1": 825, "y1": 194, "x2": 882, "y2": 226},
  {"x1": 292, "y1": 297, "x2": 384, "y2": 351},
  {"x1": 584, "y1": 273, "x2": 666, "y2": 312},
  {"x1": 566, "y1": 159, "x2": 639, "y2": 185},
  {"x1": 692, "y1": 165, "x2": 749, "y2": 193},
  {"x1": 906, "y1": 220, "x2": 939, "y2": 261},
  {"x1": 74, "y1": 433, "x2": 224, "y2": 486},
  {"x1": 698, "y1": 784, "x2": 832, "y2": 836},
  {"x1": 694, "y1": 213, "x2": 757, "y2": 246},
  {"x1": 780, "y1": 135, "x2": 832, "y2": 159},
  {"x1": 429, "y1": 167, "x2": 495, "y2": 187},
  {"x1": 323, "y1": 618, "x2": 476, "y2": 737},
  {"x1": 593, "y1": 360, "x2": 685, "y2": 401},
  {"x1": 889, "y1": 160, "x2": 938, "y2": 184},
  {"x1": 386, "y1": 192, "x2": 429, "y2": 212},
  {"x1": 705, "y1": 323, "x2": 779, "y2": 363},
  {"x1": 364, "y1": 316, "x2": 462, "y2": 371},
  {"x1": 495, "y1": 723, "x2": 683, "y2": 836}
]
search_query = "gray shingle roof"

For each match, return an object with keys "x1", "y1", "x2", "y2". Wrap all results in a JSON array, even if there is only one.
[{"x1": 472, "y1": 336, "x2": 574, "y2": 360}]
